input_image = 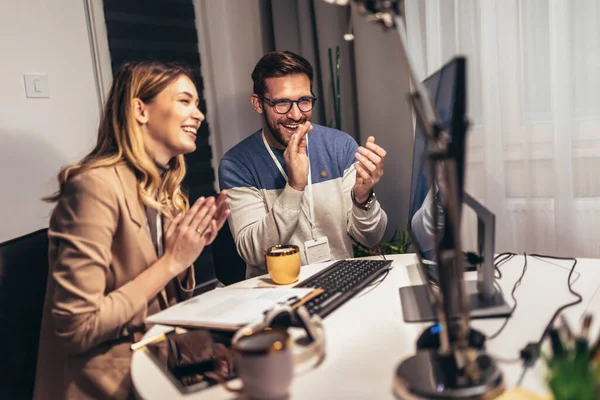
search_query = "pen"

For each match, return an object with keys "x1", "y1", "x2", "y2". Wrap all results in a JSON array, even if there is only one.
[
  {"x1": 130, "y1": 327, "x2": 185, "y2": 351},
  {"x1": 130, "y1": 332, "x2": 169, "y2": 352},
  {"x1": 291, "y1": 288, "x2": 325, "y2": 309}
]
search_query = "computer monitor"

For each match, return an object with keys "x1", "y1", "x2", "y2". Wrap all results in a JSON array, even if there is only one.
[{"x1": 399, "y1": 57, "x2": 512, "y2": 323}]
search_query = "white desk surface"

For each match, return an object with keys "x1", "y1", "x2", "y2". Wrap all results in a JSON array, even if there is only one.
[{"x1": 131, "y1": 254, "x2": 600, "y2": 399}]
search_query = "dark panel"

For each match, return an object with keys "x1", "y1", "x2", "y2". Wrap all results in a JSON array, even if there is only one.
[
  {"x1": 194, "y1": 247, "x2": 216, "y2": 286},
  {"x1": 107, "y1": 38, "x2": 199, "y2": 53},
  {"x1": 103, "y1": 0, "x2": 219, "y2": 285},
  {"x1": 184, "y1": 172, "x2": 215, "y2": 189},
  {"x1": 110, "y1": 50, "x2": 201, "y2": 70},
  {"x1": 184, "y1": 144, "x2": 212, "y2": 162},
  {"x1": 103, "y1": 0, "x2": 195, "y2": 20},
  {"x1": 105, "y1": 20, "x2": 198, "y2": 44},
  {"x1": 104, "y1": 11, "x2": 197, "y2": 28},
  {"x1": 186, "y1": 184, "x2": 218, "y2": 201}
]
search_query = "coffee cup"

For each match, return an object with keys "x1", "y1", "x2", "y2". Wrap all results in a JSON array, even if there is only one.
[
  {"x1": 264, "y1": 245, "x2": 301, "y2": 285},
  {"x1": 220, "y1": 329, "x2": 294, "y2": 399}
]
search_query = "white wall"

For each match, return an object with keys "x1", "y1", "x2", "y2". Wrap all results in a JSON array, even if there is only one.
[
  {"x1": 0, "y1": 0, "x2": 100, "y2": 241},
  {"x1": 351, "y1": 6, "x2": 415, "y2": 239},
  {"x1": 194, "y1": 0, "x2": 271, "y2": 176}
]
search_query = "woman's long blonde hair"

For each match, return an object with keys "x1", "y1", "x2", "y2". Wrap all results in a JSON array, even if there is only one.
[{"x1": 45, "y1": 61, "x2": 193, "y2": 217}]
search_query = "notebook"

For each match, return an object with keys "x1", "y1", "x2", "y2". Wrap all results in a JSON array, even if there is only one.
[{"x1": 146, "y1": 287, "x2": 316, "y2": 330}]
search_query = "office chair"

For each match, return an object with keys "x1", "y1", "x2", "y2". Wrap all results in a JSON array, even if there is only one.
[
  {"x1": 211, "y1": 220, "x2": 246, "y2": 285},
  {"x1": 0, "y1": 229, "x2": 49, "y2": 400}
]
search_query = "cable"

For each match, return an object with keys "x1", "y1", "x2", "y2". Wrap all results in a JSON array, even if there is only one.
[
  {"x1": 516, "y1": 364, "x2": 531, "y2": 386},
  {"x1": 509, "y1": 254, "x2": 582, "y2": 386},
  {"x1": 356, "y1": 268, "x2": 391, "y2": 297},
  {"x1": 531, "y1": 254, "x2": 581, "y2": 287},
  {"x1": 493, "y1": 252, "x2": 516, "y2": 279},
  {"x1": 487, "y1": 253, "x2": 529, "y2": 340},
  {"x1": 495, "y1": 252, "x2": 517, "y2": 260},
  {"x1": 363, "y1": 252, "x2": 389, "y2": 288},
  {"x1": 527, "y1": 254, "x2": 582, "y2": 348}
]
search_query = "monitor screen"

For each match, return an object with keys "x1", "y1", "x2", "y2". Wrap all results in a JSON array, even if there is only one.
[{"x1": 408, "y1": 57, "x2": 466, "y2": 263}]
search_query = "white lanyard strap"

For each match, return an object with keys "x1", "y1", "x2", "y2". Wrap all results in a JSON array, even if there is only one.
[
  {"x1": 262, "y1": 132, "x2": 289, "y2": 181},
  {"x1": 262, "y1": 130, "x2": 316, "y2": 239}
]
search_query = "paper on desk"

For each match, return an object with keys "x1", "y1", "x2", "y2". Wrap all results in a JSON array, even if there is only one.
[{"x1": 146, "y1": 287, "x2": 315, "y2": 330}]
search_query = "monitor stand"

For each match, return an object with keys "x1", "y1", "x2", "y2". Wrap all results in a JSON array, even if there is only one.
[
  {"x1": 399, "y1": 280, "x2": 512, "y2": 323},
  {"x1": 392, "y1": 349, "x2": 505, "y2": 399}
]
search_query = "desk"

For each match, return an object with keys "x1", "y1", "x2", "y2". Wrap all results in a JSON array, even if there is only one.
[{"x1": 132, "y1": 254, "x2": 600, "y2": 399}]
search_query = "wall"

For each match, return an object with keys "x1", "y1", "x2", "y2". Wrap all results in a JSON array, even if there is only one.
[
  {"x1": 0, "y1": 0, "x2": 100, "y2": 241},
  {"x1": 270, "y1": 1, "x2": 358, "y2": 139},
  {"x1": 193, "y1": 0, "x2": 272, "y2": 176},
  {"x1": 351, "y1": 6, "x2": 414, "y2": 239}
]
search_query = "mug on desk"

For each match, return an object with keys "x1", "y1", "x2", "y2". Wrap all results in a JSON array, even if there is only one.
[
  {"x1": 264, "y1": 245, "x2": 301, "y2": 285},
  {"x1": 219, "y1": 328, "x2": 294, "y2": 400}
]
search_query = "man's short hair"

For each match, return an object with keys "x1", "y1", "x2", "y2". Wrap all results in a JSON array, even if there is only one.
[{"x1": 251, "y1": 51, "x2": 313, "y2": 97}]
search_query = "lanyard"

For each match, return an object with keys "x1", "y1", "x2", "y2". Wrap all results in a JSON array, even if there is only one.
[{"x1": 262, "y1": 130, "x2": 316, "y2": 239}]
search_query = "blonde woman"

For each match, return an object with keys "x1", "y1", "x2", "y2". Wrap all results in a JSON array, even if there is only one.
[{"x1": 34, "y1": 61, "x2": 229, "y2": 399}]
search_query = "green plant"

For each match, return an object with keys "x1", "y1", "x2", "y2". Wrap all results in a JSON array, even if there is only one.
[
  {"x1": 544, "y1": 343, "x2": 599, "y2": 400},
  {"x1": 352, "y1": 229, "x2": 411, "y2": 258},
  {"x1": 327, "y1": 45, "x2": 341, "y2": 130}
]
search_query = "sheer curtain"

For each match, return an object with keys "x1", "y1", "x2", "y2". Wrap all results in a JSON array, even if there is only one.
[{"x1": 405, "y1": 0, "x2": 600, "y2": 257}]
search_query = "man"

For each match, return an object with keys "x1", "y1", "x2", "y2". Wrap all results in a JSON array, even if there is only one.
[{"x1": 219, "y1": 51, "x2": 388, "y2": 278}]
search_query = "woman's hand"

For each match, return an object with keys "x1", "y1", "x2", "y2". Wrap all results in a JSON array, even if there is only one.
[{"x1": 163, "y1": 197, "x2": 217, "y2": 275}]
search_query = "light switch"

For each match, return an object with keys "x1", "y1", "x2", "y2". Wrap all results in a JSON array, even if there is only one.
[{"x1": 24, "y1": 73, "x2": 50, "y2": 98}]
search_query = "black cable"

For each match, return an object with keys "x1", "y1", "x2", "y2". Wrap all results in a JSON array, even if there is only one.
[
  {"x1": 527, "y1": 254, "x2": 582, "y2": 348},
  {"x1": 495, "y1": 253, "x2": 516, "y2": 268},
  {"x1": 494, "y1": 252, "x2": 517, "y2": 260},
  {"x1": 363, "y1": 253, "x2": 389, "y2": 288},
  {"x1": 507, "y1": 254, "x2": 582, "y2": 386},
  {"x1": 531, "y1": 254, "x2": 581, "y2": 287},
  {"x1": 493, "y1": 252, "x2": 517, "y2": 279},
  {"x1": 516, "y1": 364, "x2": 530, "y2": 386},
  {"x1": 487, "y1": 253, "x2": 529, "y2": 340},
  {"x1": 358, "y1": 267, "x2": 390, "y2": 297},
  {"x1": 367, "y1": 266, "x2": 390, "y2": 287}
]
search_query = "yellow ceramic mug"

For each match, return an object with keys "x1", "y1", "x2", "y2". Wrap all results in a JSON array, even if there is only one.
[{"x1": 264, "y1": 245, "x2": 301, "y2": 284}]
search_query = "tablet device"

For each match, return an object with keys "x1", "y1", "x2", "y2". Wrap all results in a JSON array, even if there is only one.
[{"x1": 144, "y1": 328, "x2": 237, "y2": 394}]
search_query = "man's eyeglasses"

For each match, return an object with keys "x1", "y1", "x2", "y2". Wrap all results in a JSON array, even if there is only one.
[{"x1": 259, "y1": 94, "x2": 317, "y2": 114}]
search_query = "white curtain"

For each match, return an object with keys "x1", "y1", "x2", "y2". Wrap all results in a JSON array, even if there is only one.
[{"x1": 405, "y1": 0, "x2": 600, "y2": 257}]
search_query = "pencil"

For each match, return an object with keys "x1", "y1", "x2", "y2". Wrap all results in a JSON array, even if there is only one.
[
  {"x1": 291, "y1": 288, "x2": 324, "y2": 309},
  {"x1": 130, "y1": 332, "x2": 168, "y2": 351},
  {"x1": 130, "y1": 327, "x2": 185, "y2": 351}
]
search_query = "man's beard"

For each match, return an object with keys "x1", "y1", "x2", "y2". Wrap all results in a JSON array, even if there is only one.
[{"x1": 262, "y1": 113, "x2": 307, "y2": 148}]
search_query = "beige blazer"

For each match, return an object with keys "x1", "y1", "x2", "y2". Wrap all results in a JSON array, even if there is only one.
[{"x1": 34, "y1": 164, "x2": 195, "y2": 400}]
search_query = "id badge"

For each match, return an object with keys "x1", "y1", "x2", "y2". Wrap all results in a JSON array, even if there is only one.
[{"x1": 304, "y1": 236, "x2": 332, "y2": 264}]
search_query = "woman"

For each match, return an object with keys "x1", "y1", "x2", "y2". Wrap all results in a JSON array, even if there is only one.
[{"x1": 34, "y1": 61, "x2": 229, "y2": 399}]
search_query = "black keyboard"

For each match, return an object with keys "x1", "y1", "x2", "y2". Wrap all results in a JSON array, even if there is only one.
[{"x1": 294, "y1": 259, "x2": 392, "y2": 318}]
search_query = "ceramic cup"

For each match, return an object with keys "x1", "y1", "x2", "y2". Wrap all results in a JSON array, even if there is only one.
[
  {"x1": 264, "y1": 245, "x2": 301, "y2": 285},
  {"x1": 221, "y1": 329, "x2": 294, "y2": 400}
]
